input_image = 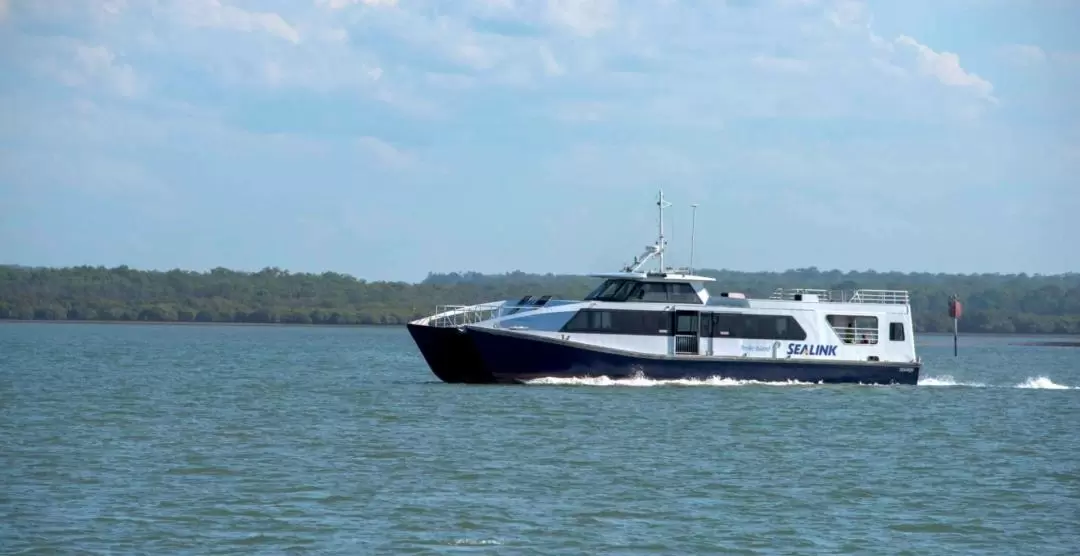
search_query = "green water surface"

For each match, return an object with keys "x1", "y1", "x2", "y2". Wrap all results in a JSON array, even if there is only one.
[{"x1": 2, "y1": 323, "x2": 1077, "y2": 554}]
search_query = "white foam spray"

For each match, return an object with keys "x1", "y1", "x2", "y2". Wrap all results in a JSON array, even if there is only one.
[
  {"x1": 1015, "y1": 376, "x2": 1073, "y2": 389},
  {"x1": 917, "y1": 375, "x2": 988, "y2": 388},
  {"x1": 521, "y1": 373, "x2": 1075, "y2": 389},
  {"x1": 524, "y1": 375, "x2": 819, "y2": 387},
  {"x1": 448, "y1": 539, "x2": 501, "y2": 546}
]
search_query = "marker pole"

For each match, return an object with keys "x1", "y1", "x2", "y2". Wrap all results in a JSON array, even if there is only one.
[
  {"x1": 948, "y1": 294, "x2": 962, "y2": 357},
  {"x1": 953, "y1": 317, "x2": 958, "y2": 357}
]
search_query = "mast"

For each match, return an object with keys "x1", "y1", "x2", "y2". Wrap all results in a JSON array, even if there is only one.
[
  {"x1": 620, "y1": 189, "x2": 674, "y2": 273},
  {"x1": 689, "y1": 203, "x2": 698, "y2": 274},
  {"x1": 657, "y1": 189, "x2": 671, "y2": 271}
]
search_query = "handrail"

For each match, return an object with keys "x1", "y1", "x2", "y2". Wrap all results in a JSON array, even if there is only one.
[
  {"x1": 425, "y1": 300, "x2": 552, "y2": 327},
  {"x1": 770, "y1": 288, "x2": 909, "y2": 305},
  {"x1": 769, "y1": 288, "x2": 835, "y2": 301},
  {"x1": 848, "y1": 290, "x2": 910, "y2": 304},
  {"x1": 428, "y1": 303, "x2": 502, "y2": 327}
]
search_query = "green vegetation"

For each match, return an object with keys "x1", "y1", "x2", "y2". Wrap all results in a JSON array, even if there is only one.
[{"x1": 1, "y1": 265, "x2": 1079, "y2": 334}]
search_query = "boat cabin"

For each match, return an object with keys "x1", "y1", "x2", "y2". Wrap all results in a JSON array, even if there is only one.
[{"x1": 583, "y1": 271, "x2": 716, "y2": 305}]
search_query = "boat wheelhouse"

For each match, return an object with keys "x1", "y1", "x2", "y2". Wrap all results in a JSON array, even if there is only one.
[{"x1": 406, "y1": 191, "x2": 921, "y2": 385}]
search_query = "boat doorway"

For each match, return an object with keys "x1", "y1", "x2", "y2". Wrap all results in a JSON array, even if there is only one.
[{"x1": 673, "y1": 310, "x2": 700, "y2": 355}]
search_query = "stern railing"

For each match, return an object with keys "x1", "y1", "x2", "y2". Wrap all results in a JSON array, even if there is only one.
[
  {"x1": 769, "y1": 288, "x2": 909, "y2": 305},
  {"x1": 848, "y1": 290, "x2": 910, "y2": 305}
]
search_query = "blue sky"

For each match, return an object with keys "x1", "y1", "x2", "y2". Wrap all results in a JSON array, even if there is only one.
[{"x1": 1, "y1": 0, "x2": 1077, "y2": 282}]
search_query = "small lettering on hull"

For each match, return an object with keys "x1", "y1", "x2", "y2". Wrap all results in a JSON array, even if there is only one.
[{"x1": 786, "y1": 343, "x2": 839, "y2": 357}]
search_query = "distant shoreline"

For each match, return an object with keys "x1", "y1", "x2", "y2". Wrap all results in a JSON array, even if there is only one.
[
  {"x1": 5, "y1": 263, "x2": 1078, "y2": 335},
  {"x1": 3, "y1": 319, "x2": 1079, "y2": 343}
]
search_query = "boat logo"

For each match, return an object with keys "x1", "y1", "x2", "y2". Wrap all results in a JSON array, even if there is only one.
[{"x1": 786, "y1": 343, "x2": 839, "y2": 357}]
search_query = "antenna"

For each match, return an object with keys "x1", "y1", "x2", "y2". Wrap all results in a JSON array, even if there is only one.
[
  {"x1": 657, "y1": 189, "x2": 671, "y2": 271},
  {"x1": 689, "y1": 203, "x2": 699, "y2": 274}
]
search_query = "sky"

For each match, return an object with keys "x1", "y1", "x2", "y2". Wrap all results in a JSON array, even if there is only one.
[{"x1": 0, "y1": 0, "x2": 1077, "y2": 282}]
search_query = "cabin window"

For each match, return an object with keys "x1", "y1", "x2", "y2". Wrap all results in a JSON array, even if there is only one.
[
  {"x1": 565, "y1": 309, "x2": 604, "y2": 331},
  {"x1": 668, "y1": 283, "x2": 700, "y2": 303},
  {"x1": 826, "y1": 315, "x2": 879, "y2": 345},
  {"x1": 588, "y1": 280, "x2": 624, "y2": 301},
  {"x1": 560, "y1": 309, "x2": 612, "y2": 331},
  {"x1": 592, "y1": 311, "x2": 613, "y2": 330},
  {"x1": 584, "y1": 280, "x2": 615, "y2": 300},
  {"x1": 626, "y1": 282, "x2": 703, "y2": 304},
  {"x1": 675, "y1": 313, "x2": 698, "y2": 334},
  {"x1": 632, "y1": 282, "x2": 669, "y2": 302},
  {"x1": 773, "y1": 315, "x2": 794, "y2": 339},
  {"x1": 561, "y1": 309, "x2": 667, "y2": 335},
  {"x1": 709, "y1": 313, "x2": 806, "y2": 341},
  {"x1": 584, "y1": 280, "x2": 641, "y2": 302},
  {"x1": 583, "y1": 282, "x2": 617, "y2": 300},
  {"x1": 712, "y1": 313, "x2": 734, "y2": 337},
  {"x1": 889, "y1": 322, "x2": 905, "y2": 342},
  {"x1": 613, "y1": 281, "x2": 637, "y2": 300},
  {"x1": 700, "y1": 312, "x2": 714, "y2": 337}
]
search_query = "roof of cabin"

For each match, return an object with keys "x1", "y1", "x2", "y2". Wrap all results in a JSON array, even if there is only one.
[{"x1": 588, "y1": 271, "x2": 716, "y2": 283}]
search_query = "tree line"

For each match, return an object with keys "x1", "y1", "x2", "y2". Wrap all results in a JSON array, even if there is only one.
[{"x1": 1, "y1": 264, "x2": 1078, "y2": 334}]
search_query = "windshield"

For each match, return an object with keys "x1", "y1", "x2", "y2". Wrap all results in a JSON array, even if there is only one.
[
  {"x1": 585, "y1": 280, "x2": 622, "y2": 300},
  {"x1": 585, "y1": 279, "x2": 704, "y2": 304},
  {"x1": 584, "y1": 279, "x2": 638, "y2": 302},
  {"x1": 584, "y1": 280, "x2": 611, "y2": 300}
]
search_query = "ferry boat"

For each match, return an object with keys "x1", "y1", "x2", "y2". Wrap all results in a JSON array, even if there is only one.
[{"x1": 407, "y1": 191, "x2": 921, "y2": 385}]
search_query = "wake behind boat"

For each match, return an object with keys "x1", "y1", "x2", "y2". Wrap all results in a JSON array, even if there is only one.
[{"x1": 407, "y1": 191, "x2": 921, "y2": 385}]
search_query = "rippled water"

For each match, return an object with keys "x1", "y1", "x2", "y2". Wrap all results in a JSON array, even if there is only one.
[{"x1": 2, "y1": 323, "x2": 1078, "y2": 554}]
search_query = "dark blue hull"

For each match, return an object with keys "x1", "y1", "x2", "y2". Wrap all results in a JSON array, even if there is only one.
[
  {"x1": 464, "y1": 327, "x2": 921, "y2": 385},
  {"x1": 406, "y1": 323, "x2": 495, "y2": 384}
]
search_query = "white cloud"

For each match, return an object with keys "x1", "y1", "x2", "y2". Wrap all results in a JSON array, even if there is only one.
[
  {"x1": 817, "y1": 1, "x2": 996, "y2": 108},
  {"x1": 169, "y1": 0, "x2": 301, "y2": 44},
  {"x1": 827, "y1": 0, "x2": 870, "y2": 29},
  {"x1": 102, "y1": 0, "x2": 125, "y2": 16},
  {"x1": 10, "y1": 0, "x2": 1011, "y2": 132},
  {"x1": 538, "y1": 45, "x2": 564, "y2": 76},
  {"x1": 455, "y1": 42, "x2": 498, "y2": 70},
  {"x1": 1000, "y1": 44, "x2": 1047, "y2": 67},
  {"x1": 4, "y1": 0, "x2": 1004, "y2": 125},
  {"x1": 44, "y1": 43, "x2": 146, "y2": 98},
  {"x1": 896, "y1": 35, "x2": 995, "y2": 101},
  {"x1": 357, "y1": 136, "x2": 414, "y2": 169},
  {"x1": 317, "y1": 0, "x2": 398, "y2": 9},
  {"x1": 546, "y1": 0, "x2": 617, "y2": 36}
]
